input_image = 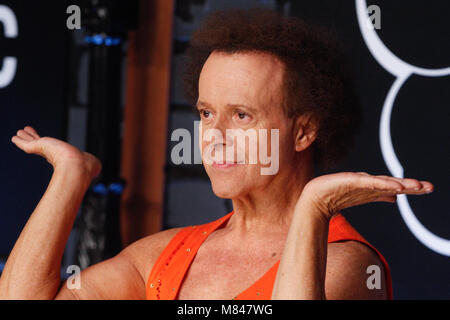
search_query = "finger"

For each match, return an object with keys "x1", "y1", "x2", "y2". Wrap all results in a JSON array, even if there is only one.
[
  {"x1": 16, "y1": 129, "x2": 34, "y2": 142},
  {"x1": 23, "y1": 126, "x2": 40, "y2": 139},
  {"x1": 376, "y1": 175, "x2": 433, "y2": 194},
  {"x1": 356, "y1": 172, "x2": 423, "y2": 191},
  {"x1": 359, "y1": 175, "x2": 405, "y2": 192},
  {"x1": 412, "y1": 180, "x2": 433, "y2": 191},
  {"x1": 11, "y1": 135, "x2": 21, "y2": 145},
  {"x1": 11, "y1": 135, "x2": 33, "y2": 153},
  {"x1": 419, "y1": 181, "x2": 434, "y2": 193},
  {"x1": 354, "y1": 173, "x2": 433, "y2": 196},
  {"x1": 376, "y1": 175, "x2": 422, "y2": 190}
]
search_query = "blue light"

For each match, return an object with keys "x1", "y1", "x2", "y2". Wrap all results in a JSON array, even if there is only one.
[
  {"x1": 111, "y1": 38, "x2": 121, "y2": 46},
  {"x1": 93, "y1": 34, "x2": 103, "y2": 45},
  {"x1": 91, "y1": 182, "x2": 124, "y2": 195},
  {"x1": 84, "y1": 34, "x2": 122, "y2": 46},
  {"x1": 92, "y1": 183, "x2": 108, "y2": 195},
  {"x1": 109, "y1": 183, "x2": 124, "y2": 195}
]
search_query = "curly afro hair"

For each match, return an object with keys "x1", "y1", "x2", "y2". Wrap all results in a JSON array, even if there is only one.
[{"x1": 181, "y1": 8, "x2": 362, "y2": 170}]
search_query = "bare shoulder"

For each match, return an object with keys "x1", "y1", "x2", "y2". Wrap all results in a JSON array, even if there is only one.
[
  {"x1": 54, "y1": 227, "x2": 184, "y2": 300},
  {"x1": 325, "y1": 240, "x2": 388, "y2": 300},
  {"x1": 119, "y1": 227, "x2": 184, "y2": 283}
]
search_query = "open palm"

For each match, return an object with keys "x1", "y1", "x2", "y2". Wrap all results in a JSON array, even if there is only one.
[
  {"x1": 302, "y1": 171, "x2": 434, "y2": 220},
  {"x1": 11, "y1": 126, "x2": 101, "y2": 179}
]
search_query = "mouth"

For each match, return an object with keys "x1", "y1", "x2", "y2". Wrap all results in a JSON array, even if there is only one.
[{"x1": 212, "y1": 161, "x2": 241, "y2": 169}]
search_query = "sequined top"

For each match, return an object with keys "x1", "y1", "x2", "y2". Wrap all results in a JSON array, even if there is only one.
[{"x1": 146, "y1": 211, "x2": 393, "y2": 300}]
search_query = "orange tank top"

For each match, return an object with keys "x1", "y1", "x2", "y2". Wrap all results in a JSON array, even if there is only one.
[{"x1": 146, "y1": 211, "x2": 393, "y2": 300}]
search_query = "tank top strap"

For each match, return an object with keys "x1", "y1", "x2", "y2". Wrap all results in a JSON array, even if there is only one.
[{"x1": 146, "y1": 212, "x2": 234, "y2": 300}]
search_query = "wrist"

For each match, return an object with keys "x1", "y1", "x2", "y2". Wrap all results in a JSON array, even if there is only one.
[
  {"x1": 53, "y1": 161, "x2": 93, "y2": 189},
  {"x1": 296, "y1": 190, "x2": 332, "y2": 224}
]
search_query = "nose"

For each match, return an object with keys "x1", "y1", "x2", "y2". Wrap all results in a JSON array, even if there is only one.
[
  {"x1": 207, "y1": 113, "x2": 232, "y2": 146},
  {"x1": 213, "y1": 112, "x2": 229, "y2": 136},
  {"x1": 201, "y1": 114, "x2": 236, "y2": 164}
]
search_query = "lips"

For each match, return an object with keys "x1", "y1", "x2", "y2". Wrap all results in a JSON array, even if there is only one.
[{"x1": 212, "y1": 161, "x2": 238, "y2": 169}]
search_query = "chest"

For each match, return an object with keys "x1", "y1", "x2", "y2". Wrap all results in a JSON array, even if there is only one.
[{"x1": 176, "y1": 238, "x2": 283, "y2": 300}]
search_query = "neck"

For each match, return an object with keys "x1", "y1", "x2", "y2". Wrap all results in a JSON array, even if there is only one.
[{"x1": 228, "y1": 156, "x2": 315, "y2": 238}]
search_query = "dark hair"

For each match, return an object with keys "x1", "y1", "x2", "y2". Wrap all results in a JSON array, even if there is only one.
[{"x1": 182, "y1": 8, "x2": 362, "y2": 170}]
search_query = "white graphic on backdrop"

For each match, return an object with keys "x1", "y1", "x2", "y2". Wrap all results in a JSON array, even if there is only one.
[
  {"x1": 0, "y1": 5, "x2": 18, "y2": 89},
  {"x1": 356, "y1": 0, "x2": 450, "y2": 256}
]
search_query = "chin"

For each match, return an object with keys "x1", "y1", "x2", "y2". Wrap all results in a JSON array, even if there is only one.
[
  {"x1": 205, "y1": 166, "x2": 246, "y2": 199},
  {"x1": 209, "y1": 177, "x2": 244, "y2": 199}
]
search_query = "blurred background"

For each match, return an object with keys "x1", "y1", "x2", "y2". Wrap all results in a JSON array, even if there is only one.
[{"x1": 0, "y1": 0, "x2": 449, "y2": 299}]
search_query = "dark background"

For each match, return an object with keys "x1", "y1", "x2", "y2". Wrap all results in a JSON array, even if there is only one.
[
  {"x1": 1, "y1": 0, "x2": 449, "y2": 298},
  {"x1": 0, "y1": 0, "x2": 68, "y2": 257}
]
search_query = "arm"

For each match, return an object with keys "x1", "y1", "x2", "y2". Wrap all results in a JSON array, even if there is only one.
[
  {"x1": 55, "y1": 244, "x2": 146, "y2": 300},
  {"x1": 0, "y1": 126, "x2": 145, "y2": 299},
  {"x1": 54, "y1": 228, "x2": 182, "y2": 300},
  {"x1": 0, "y1": 162, "x2": 92, "y2": 299},
  {"x1": 324, "y1": 240, "x2": 387, "y2": 300},
  {"x1": 272, "y1": 172, "x2": 433, "y2": 300},
  {"x1": 271, "y1": 200, "x2": 328, "y2": 299}
]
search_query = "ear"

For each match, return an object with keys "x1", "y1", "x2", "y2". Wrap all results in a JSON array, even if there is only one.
[{"x1": 294, "y1": 113, "x2": 318, "y2": 152}]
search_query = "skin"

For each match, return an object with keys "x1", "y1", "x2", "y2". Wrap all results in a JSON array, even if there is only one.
[{"x1": 0, "y1": 51, "x2": 433, "y2": 300}]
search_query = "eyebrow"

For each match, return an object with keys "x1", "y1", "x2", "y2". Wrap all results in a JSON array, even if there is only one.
[
  {"x1": 195, "y1": 101, "x2": 211, "y2": 109},
  {"x1": 196, "y1": 101, "x2": 259, "y2": 114}
]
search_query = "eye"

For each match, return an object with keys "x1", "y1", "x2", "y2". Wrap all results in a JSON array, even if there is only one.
[
  {"x1": 234, "y1": 110, "x2": 251, "y2": 122},
  {"x1": 199, "y1": 109, "x2": 211, "y2": 118},
  {"x1": 238, "y1": 112, "x2": 247, "y2": 119}
]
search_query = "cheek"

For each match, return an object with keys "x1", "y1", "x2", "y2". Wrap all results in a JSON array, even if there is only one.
[
  {"x1": 253, "y1": 123, "x2": 292, "y2": 176},
  {"x1": 255, "y1": 124, "x2": 287, "y2": 158}
]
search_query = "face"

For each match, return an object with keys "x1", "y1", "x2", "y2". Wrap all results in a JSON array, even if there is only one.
[{"x1": 197, "y1": 51, "x2": 297, "y2": 199}]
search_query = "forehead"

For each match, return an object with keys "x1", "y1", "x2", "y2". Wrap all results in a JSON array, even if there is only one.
[{"x1": 198, "y1": 51, "x2": 285, "y2": 110}]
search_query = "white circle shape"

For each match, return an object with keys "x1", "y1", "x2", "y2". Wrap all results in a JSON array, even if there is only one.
[{"x1": 356, "y1": 0, "x2": 450, "y2": 256}]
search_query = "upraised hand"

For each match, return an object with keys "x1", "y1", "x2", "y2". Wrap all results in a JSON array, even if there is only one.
[
  {"x1": 300, "y1": 171, "x2": 434, "y2": 220},
  {"x1": 11, "y1": 126, "x2": 101, "y2": 180}
]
